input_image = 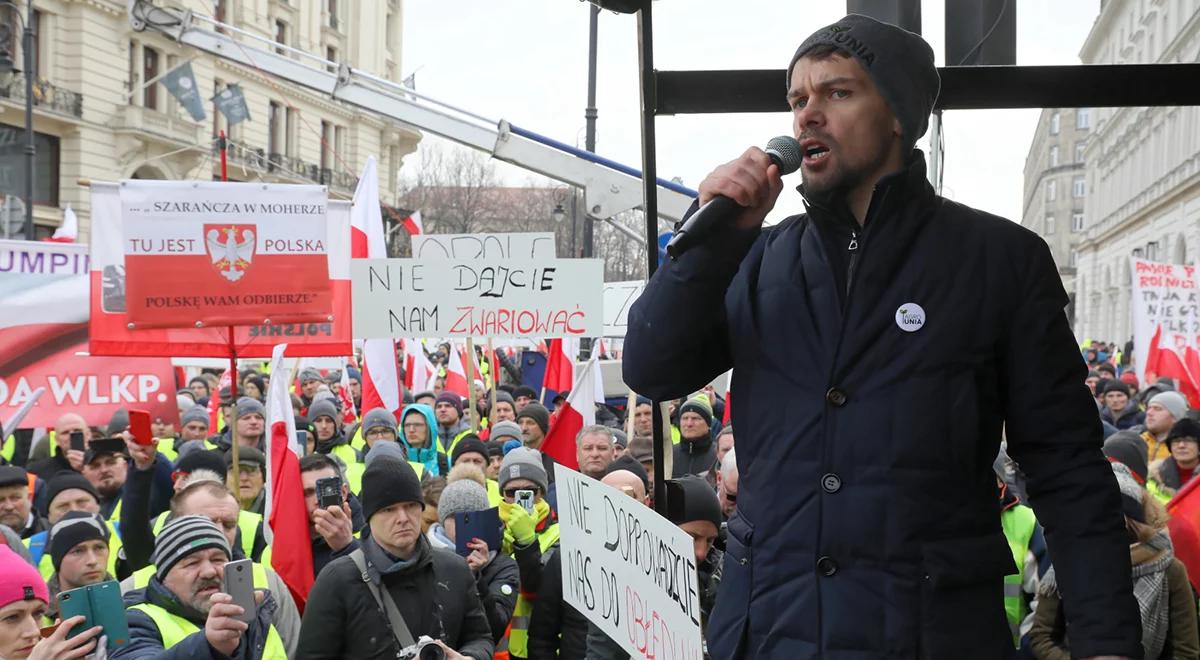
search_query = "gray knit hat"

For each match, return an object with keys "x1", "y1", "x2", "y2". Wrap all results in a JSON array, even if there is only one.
[
  {"x1": 308, "y1": 399, "x2": 339, "y2": 423},
  {"x1": 365, "y1": 441, "x2": 408, "y2": 468},
  {"x1": 180, "y1": 406, "x2": 210, "y2": 429},
  {"x1": 298, "y1": 367, "x2": 323, "y2": 384},
  {"x1": 361, "y1": 408, "x2": 398, "y2": 436},
  {"x1": 437, "y1": 479, "x2": 491, "y2": 525},
  {"x1": 151, "y1": 515, "x2": 231, "y2": 579},
  {"x1": 498, "y1": 447, "x2": 548, "y2": 492},
  {"x1": 490, "y1": 421, "x2": 523, "y2": 443},
  {"x1": 236, "y1": 396, "x2": 265, "y2": 419},
  {"x1": 787, "y1": 13, "x2": 940, "y2": 149},
  {"x1": 1149, "y1": 391, "x2": 1188, "y2": 422}
]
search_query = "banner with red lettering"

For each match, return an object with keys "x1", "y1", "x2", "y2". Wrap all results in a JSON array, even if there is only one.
[
  {"x1": 88, "y1": 182, "x2": 353, "y2": 358},
  {"x1": 0, "y1": 239, "x2": 178, "y2": 428},
  {"x1": 1131, "y1": 258, "x2": 1200, "y2": 407},
  {"x1": 120, "y1": 181, "x2": 332, "y2": 329}
]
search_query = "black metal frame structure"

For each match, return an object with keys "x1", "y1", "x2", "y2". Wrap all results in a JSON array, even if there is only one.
[{"x1": 632, "y1": 3, "x2": 1200, "y2": 513}]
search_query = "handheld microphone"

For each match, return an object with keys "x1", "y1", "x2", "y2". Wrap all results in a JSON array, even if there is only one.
[{"x1": 666, "y1": 136, "x2": 803, "y2": 259}]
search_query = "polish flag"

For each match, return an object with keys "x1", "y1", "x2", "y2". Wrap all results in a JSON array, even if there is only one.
[
  {"x1": 338, "y1": 365, "x2": 358, "y2": 424},
  {"x1": 262, "y1": 343, "x2": 315, "y2": 609},
  {"x1": 1145, "y1": 325, "x2": 1200, "y2": 408},
  {"x1": 543, "y1": 338, "x2": 577, "y2": 395},
  {"x1": 443, "y1": 342, "x2": 470, "y2": 397},
  {"x1": 352, "y1": 156, "x2": 404, "y2": 417},
  {"x1": 44, "y1": 205, "x2": 77, "y2": 243},
  {"x1": 723, "y1": 370, "x2": 733, "y2": 426},
  {"x1": 541, "y1": 356, "x2": 604, "y2": 471},
  {"x1": 400, "y1": 211, "x2": 423, "y2": 236},
  {"x1": 403, "y1": 338, "x2": 435, "y2": 394},
  {"x1": 208, "y1": 369, "x2": 232, "y2": 431}
]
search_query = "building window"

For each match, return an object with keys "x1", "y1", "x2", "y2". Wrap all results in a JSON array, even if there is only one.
[
  {"x1": 320, "y1": 120, "x2": 333, "y2": 172},
  {"x1": 1045, "y1": 215, "x2": 1055, "y2": 235},
  {"x1": 1069, "y1": 248, "x2": 1078, "y2": 268},
  {"x1": 285, "y1": 107, "x2": 297, "y2": 157},
  {"x1": 326, "y1": 46, "x2": 337, "y2": 73},
  {"x1": 1072, "y1": 176, "x2": 1086, "y2": 198},
  {"x1": 1075, "y1": 140, "x2": 1086, "y2": 163},
  {"x1": 1049, "y1": 145, "x2": 1059, "y2": 167},
  {"x1": 274, "y1": 20, "x2": 288, "y2": 54},
  {"x1": 143, "y1": 46, "x2": 160, "y2": 109},
  {"x1": 0, "y1": 124, "x2": 60, "y2": 206},
  {"x1": 268, "y1": 101, "x2": 282, "y2": 162},
  {"x1": 327, "y1": 0, "x2": 339, "y2": 29},
  {"x1": 1076, "y1": 108, "x2": 1091, "y2": 130},
  {"x1": 1147, "y1": 241, "x2": 1160, "y2": 262},
  {"x1": 1046, "y1": 180, "x2": 1057, "y2": 202},
  {"x1": 1072, "y1": 212, "x2": 1084, "y2": 232},
  {"x1": 1049, "y1": 111, "x2": 1060, "y2": 135}
]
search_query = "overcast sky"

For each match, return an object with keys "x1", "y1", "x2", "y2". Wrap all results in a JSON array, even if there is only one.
[{"x1": 401, "y1": 0, "x2": 1101, "y2": 227}]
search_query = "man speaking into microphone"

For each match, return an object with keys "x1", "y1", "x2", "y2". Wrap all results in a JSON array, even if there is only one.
[{"x1": 624, "y1": 14, "x2": 1140, "y2": 660}]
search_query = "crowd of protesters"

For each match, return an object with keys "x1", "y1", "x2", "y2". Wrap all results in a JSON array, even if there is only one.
[{"x1": 5, "y1": 335, "x2": 1200, "y2": 658}]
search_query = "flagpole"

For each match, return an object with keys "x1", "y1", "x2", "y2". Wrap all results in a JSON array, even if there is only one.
[
  {"x1": 488, "y1": 338, "x2": 498, "y2": 419},
  {"x1": 120, "y1": 57, "x2": 197, "y2": 101},
  {"x1": 465, "y1": 337, "x2": 479, "y2": 433},
  {"x1": 219, "y1": 140, "x2": 240, "y2": 491},
  {"x1": 626, "y1": 390, "x2": 637, "y2": 439}
]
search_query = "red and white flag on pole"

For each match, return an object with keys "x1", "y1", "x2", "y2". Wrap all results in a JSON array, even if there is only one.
[
  {"x1": 352, "y1": 156, "x2": 404, "y2": 416},
  {"x1": 401, "y1": 210, "x2": 423, "y2": 236},
  {"x1": 541, "y1": 355, "x2": 604, "y2": 471},
  {"x1": 338, "y1": 365, "x2": 358, "y2": 424},
  {"x1": 443, "y1": 342, "x2": 470, "y2": 397},
  {"x1": 263, "y1": 343, "x2": 315, "y2": 609},
  {"x1": 543, "y1": 338, "x2": 578, "y2": 395},
  {"x1": 45, "y1": 205, "x2": 77, "y2": 243},
  {"x1": 403, "y1": 338, "x2": 435, "y2": 394}
]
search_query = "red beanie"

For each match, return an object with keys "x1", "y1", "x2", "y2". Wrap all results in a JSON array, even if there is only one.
[
  {"x1": 0, "y1": 544, "x2": 48, "y2": 608},
  {"x1": 1120, "y1": 371, "x2": 1139, "y2": 389}
]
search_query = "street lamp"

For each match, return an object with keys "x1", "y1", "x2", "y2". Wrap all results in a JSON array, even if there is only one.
[
  {"x1": 551, "y1": 187, "x2": 578, "y2": 256},
  {"x1": 0, "y1": 1, "x2": 34, "y2": 240}
]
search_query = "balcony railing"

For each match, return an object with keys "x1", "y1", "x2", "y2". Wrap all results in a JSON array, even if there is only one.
[
  {"x1": 0, "y1": 75, "x2": 82, "y2": 119},
  {"x1": 218, "y1": 138, "x2": 358, "y2": 191}
]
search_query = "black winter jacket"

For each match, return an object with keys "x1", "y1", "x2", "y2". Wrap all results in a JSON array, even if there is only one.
[
  {"x1": 296, "y1": 535, "x2": 494, "y2": 660},
  {"x1": 527, "y1": 546, "x2": 588, "y2": 660},
  {"x1": 672, "y1": 433, "x2": 717, "y2": 478},
  {"x1": 623, "y1": 151, "x2": 1141, "y2": 659},
  {"x1": 476, "y1": 551, "x2": 520, "y2": 644}
]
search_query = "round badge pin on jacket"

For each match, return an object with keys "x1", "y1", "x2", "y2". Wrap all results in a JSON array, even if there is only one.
[{"x1": 895, "y1": 303, "x2": 925, "y2": 332}]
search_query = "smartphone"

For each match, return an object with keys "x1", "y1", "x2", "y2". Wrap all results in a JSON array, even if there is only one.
[
  {"x1": 515, "y1": 489, "x2": 534, "y2": 514},
  {"x1": 69, "y1": 431, "x2": 86, "y2": 453},
  {"x1": 455, "y1": 507, "x2": 502, "y2": 557},
  {"x1": 316, "y1": 476, "x2": 343, "y2": 509},
  {"x1": 56, "y1": 580, "x2": 130, "y2": 650},
  {"x1": 222, "y1": 559, "x2": 257, "y2": 625},
  {"x1": 128, "y1": 409, "x2": 153, "y2": 445}
]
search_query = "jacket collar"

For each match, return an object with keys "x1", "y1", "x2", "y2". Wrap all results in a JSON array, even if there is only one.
[
  {"x1": 145, "y1": 576, "x2": 213, "y2": 626},
  {"x1": 362, "y1": 533, "x2": 433, "y2": 583},
  {"x1": 798, "y1": 149, "x2": 935, "y2": 230}
]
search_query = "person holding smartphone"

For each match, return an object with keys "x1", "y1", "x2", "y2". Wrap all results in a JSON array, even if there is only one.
[
  {"x1": 0, "y1": 544, "x2": 104, "y2": 660},
  {"x1": 44, "y1": 512, "x2": 114, "y2": 623},
  {"x1": 113, "y1": 515, "x2": 286, "y2": 659}
]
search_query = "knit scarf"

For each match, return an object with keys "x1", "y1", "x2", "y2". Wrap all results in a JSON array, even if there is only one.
[{"x1": 1131, "y1": 529, "x2": 1173, "y2": 659}]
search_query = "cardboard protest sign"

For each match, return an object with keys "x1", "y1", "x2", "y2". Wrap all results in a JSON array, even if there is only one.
[
  {"x1": 0, "y1": 239, "x2": 178, "y2": 428},
  {"x1": 1131, "y1": 258, "x2": 1200, "y2": 406},
  {"x1": 351, "y1": 258, "x2": 604, "y2": 338},
  {"x1": 411, "y1": 232, "x2": 556, "y2": 260},
  {"x1": 555, "y1": 464, "x2": 703, "y2": 659},
  {"x1": 120, "y1": 180, "x2": 332, "y2": 329},
  {"x1": 89, "y1": 182, "x2": 353, "y2": 358}
]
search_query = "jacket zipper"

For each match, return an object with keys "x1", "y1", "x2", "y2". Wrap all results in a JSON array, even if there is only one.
[{"x1": 845, "y1": 231, "x2": 859, "y2": 300}]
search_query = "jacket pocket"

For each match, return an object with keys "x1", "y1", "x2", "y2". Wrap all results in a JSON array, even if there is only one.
[
  {"x1": 711, "y1": 513, "x2": 754, "y2": 658},
  {"x1": 918, "y1": 532, "x2": 1014, "y2": 659}
]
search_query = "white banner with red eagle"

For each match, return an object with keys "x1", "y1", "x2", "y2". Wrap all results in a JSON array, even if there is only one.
[{"x1": 120, "y1": 181, "x2": 333, "y2": 329}]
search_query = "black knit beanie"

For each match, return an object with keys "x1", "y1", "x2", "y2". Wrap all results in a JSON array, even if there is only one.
[
  {"x1": 666, "y1": 475, "x2": 722, "y2": 529},
  {"x1": 48, "y1": 511, "x2": 109, "y2": 572},
  {"x1": 516, "y1": 403, "x2": 550, "y2": 435},
  {"x1": 361, "y1": 456, "x2": 424, "y2": 521}
]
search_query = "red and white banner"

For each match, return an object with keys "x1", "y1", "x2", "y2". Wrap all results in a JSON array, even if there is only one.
[
  {"x1": 0, "y1": 239, "x2": 177, "y2": 428},
  {"x1": 543, "y1": 337, "x2": 577, "y2": 395},
  {"x1": 402, "y1": 338, "x2": 435, "y2": 394},
  {"x1": 444, "y1": 342, "x2": 470, "y2": 397},
  {"x1": 120, "y1": 180, "x2": 332, "y2": 329},
  {"x1": 262, "y1": 343, "x2": 315, "y2": 608},
  {"x1": 1131, "y1": 258, "x2": 1200, "y2": 407},
  {"x1": 88, "y1": 181, "x2": 353, "y2": 358},
  {"x1": 542, "y1": 356, "x2": 604, "y2": 471}
]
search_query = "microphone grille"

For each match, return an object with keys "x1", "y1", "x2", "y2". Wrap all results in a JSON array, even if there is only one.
[{"x1": 765, "y1": 136, "x2": 803, "y2": 175}]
